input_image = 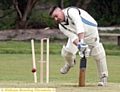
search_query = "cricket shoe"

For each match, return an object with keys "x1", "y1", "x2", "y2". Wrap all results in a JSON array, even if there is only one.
[
  {"x1": 98, "y1": 77, "x2": 107, "y2": 86},
  {"x1": 60, "y1": 60, "x2": 76, "y2": 74}
]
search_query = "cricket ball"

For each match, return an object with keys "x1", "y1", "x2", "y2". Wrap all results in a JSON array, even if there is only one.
[{"x1": 31, "y1": 68, "x2": 36, "y2": 73}]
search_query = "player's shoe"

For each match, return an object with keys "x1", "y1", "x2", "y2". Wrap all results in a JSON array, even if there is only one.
[
  {"x1": 60, "y1": 63, "x2": 70, "y2": 74},
  {"x1": 98, "y1": 77, "x2": 107, "y2": 86},
  {"x1": 60, "y1": 60, "x2": 76, "y2": 74}
]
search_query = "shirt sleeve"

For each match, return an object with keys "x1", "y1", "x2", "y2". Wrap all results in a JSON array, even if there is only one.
[
  {"x1": 59, "y1": 24, "x2": 78, "y2": 42},
  {"x1": 68, "y1": 8, "x2": 84, "y2": 34}
]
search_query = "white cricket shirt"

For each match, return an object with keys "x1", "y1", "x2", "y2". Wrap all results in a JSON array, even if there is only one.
[{"x1": 59, "y1": 7, "x2": 98, "y2": 42}]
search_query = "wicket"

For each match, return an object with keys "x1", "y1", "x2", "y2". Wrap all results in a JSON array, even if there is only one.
[
  {"x1": 40, "y1": 38, "x2": 49, "y2": 83},
  {"x1": 31, "y1": 39, "x2": 37, "y2": 83},
  {"x1": 31, "y1": 38, "x2": 49, "y2": 83}
]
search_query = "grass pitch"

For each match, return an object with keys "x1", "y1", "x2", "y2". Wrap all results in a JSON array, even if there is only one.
[
  {"x1": 0, "y1": 41, "x2": 120, "y2": 92},
  {"x1": 0, "y1": 54, "x2": 120, "y2": 92}
]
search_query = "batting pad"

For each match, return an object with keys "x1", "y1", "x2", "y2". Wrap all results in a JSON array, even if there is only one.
[
  {"x1": 61, "y1": 45, "x2": 76, "y2": 67},
  {"x1": 91, "y1": 43, "x2": 105, "y2": 60},
  {"x1": 91, "y1": 43, "x2": 108, "y2": 78}
]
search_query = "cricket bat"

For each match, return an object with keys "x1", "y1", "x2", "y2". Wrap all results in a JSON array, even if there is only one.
[{"x1": 78, "y1": 53, "x2": 87, "y2": 87}]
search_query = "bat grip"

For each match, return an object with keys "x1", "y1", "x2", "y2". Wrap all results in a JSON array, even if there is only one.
[{"x1": 80, "y1": 58, "x2": 86, "y2": 68}]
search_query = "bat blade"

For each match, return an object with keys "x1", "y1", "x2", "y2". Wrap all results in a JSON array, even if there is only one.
[{"x1": 79, "y1": 56, "x2": 87, "y2": 87}]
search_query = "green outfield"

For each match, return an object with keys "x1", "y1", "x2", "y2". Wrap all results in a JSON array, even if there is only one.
[{"x1": 0, "y1": 41, "x2": 120, "y2": 92}]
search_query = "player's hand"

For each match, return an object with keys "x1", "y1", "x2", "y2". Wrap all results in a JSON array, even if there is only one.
[
  {"x1": 79, "y1": 48, "x2": 90, "y2": 58},
  {"x1": 77, "y1": 41, "x2": 88, "y2": 52}
]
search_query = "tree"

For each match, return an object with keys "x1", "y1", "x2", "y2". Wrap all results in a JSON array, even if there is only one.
[
  {"x1": 87, "y1": 0, "x2": 120, "y2": 26},
  {"x1": 0, "y1": 0, "x2": 120, "y2": 29},
  {"x1": 58, "y1": 0, "x2": 64, "y2": 9},
  {"x1": 75, "y1": 0, "x2": 91, "y2": 10},
  {"x1": 13, "y1": 0, "x2": 36, "y2": 29}
]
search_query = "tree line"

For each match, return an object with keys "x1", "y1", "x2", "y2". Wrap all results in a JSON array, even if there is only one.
[{"x1": 0, "y1": 0, "x2": 120, "y2": 30}]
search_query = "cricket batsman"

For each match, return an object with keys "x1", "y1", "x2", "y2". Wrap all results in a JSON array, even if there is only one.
[{"x1": 49, "y1": 6, "x2": 108, "y2": 86}]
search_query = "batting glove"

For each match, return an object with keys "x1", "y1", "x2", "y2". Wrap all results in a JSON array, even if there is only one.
[
  {"x1": 77, "y1": 40, "x2": 90, "y2": 57},
  {"x1": 79, "y1": 48, "x2": 90, "y2": 58},
  {"x1": 77, "y1": 41, "x2": 88, "y2": 52}
]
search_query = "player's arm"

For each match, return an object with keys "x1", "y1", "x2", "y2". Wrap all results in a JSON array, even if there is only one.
[
  {"x1": 67, "y1": 8, "x2": 88, "y2": 53},
  {"x1": 67, "y1": 8, "x2": 85, "y2": 41},
  {"x1": 73, "y1": 33, "x2": 84, "y2": 46},
  {"x1": 59, "y1": 24, "x2": 78, "y2": 42}
]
